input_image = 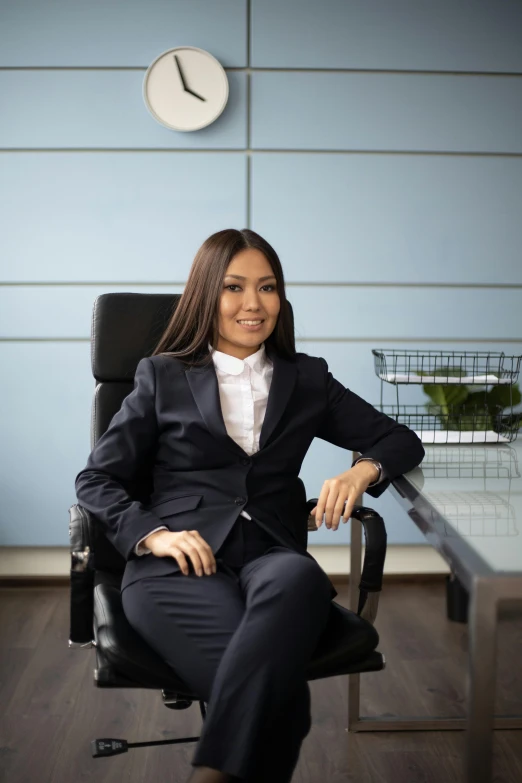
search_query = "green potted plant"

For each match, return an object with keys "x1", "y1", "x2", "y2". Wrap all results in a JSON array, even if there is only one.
[{"x1": 419, "y1": 367, "x2": 522, "y2": 432}]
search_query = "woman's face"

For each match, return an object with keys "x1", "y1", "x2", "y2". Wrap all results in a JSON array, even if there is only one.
[{"x1": 217, "y1": 248, "x2": 280, "y2": 359}]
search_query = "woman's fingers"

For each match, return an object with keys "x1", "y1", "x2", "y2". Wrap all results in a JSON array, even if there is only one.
[
  {"x1": 316, "y1": 485, "x2": 354, "y2": 530},
  {"x1": 170, "y1": 536, "x2": 204, "y2": 576},
  {"x1": 316, "y1": 471, "x2": 368, "y2": 529},
  {"x1": 316, "y1": 486, "x2": 341, "y2": 529},
  {"x1": 187, "y1": 530, "x2": 217, "y2": 574},
  {"x1": 325, "y1": 494, "x2": 344, "y2": 530},
  {"x1": 169, "y1": 531, "x2": 216, "y2": 576},
  {"x1": 315, "y1": 487, "x2": 330, "y2": 528},
  {"x1": 170, "y1": 546, "x2": 190, "y2": 576},
  {"x1": 182, "y1": 542, "x2": 206, "y2": 576},
  {"x1": 320, "y1": 479, "x2": 347, "y2": 528},
  {"x1": 342, "y1": 496, "x2": 353, "y2": 524},
  {"x1": 332, "y1": 494, "x2": 352, "y2": 530}
]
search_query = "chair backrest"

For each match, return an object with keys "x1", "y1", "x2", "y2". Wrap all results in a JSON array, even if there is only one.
[
  {"x1": 91, "y1": 292, "x2": 181, "y2": 446},
  {"x1": 89, "y1": 292, "x2": 181, "y2": 574}
]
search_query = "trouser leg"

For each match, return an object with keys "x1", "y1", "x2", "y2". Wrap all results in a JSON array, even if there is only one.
[
  {"x1": 122, "y1": 519, "x2": 332, "y2": 782},
  {"x1": 122, "y1": 566, "x2": 245, "y2": 702},
  {"x1": 246, "y1": 679, "x2": 312, "y2": 783},
  {"x1": 121, "y1": 517, "x2": 275, "y2": 700},
  {"x1": 192, "y1": 548, "x2": 332, "y2": 781}
]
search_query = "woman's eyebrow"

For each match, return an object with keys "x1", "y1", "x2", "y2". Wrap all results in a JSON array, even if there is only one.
[{"x1": 224, "y1": 274, "x2": 276, "y2": 281}]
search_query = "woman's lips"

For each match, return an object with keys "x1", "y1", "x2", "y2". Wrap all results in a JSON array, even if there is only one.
[{"x1": 237, "y1": 319, "x2": 265, "y2": 331}]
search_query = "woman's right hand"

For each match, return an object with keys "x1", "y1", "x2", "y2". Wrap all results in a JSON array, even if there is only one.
[{"x1": 143, "y1": 529, "x2": 216, "y2": 576}]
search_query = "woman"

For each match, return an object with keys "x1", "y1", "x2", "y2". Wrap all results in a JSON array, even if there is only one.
[{"x1": 75, "y1": 228, "x2": 425, "y2": 783}]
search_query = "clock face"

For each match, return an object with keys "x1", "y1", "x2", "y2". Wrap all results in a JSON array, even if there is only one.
[{"x1": 143, "y1": 46, "x2": 229, "y2": 132}]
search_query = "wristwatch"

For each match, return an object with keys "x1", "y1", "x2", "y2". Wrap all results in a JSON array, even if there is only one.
[{"x1": 352, "y1": 457, "x2": 383, "y2": 487}]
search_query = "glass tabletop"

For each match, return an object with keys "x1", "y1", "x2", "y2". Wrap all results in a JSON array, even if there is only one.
[{"x1": 401, "y1": 441, "x2": 522, "y2": 575}]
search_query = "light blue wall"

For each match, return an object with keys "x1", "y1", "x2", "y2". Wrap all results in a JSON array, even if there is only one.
[
  {"x1": 1, "y1": 0, "x2": 521, "y2": 547},
  {"x1": 250, "y1": 0, "x2": 522, "y2": 71}
]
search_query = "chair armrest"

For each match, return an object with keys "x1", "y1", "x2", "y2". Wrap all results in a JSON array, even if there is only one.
[
  {"x1": 69, "y1": 502, "x2": 97, "y2": 572},
  {"x1": 305, "y1": 499, "x2": 387, "y2": 625},
  {"x1": 68, "y1": 503, "x2": 96, "y2": 647}
]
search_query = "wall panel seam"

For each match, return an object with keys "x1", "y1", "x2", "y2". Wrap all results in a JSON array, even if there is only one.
[
  {"x1": 245, "y1": 0, "x2": 252, "y2": 228},
  {"x1": 1, "y1": 282, "x2": 521, "y2": 289},
  {"x1": 2, "y1": 337, "x2": 521, "y2": 344},
  {"x1": 2, "y1": 150, "x2": 521, "y2": 157},
  {"x1": 1, "y1": 66, "x2": 522, "y2": 77},
  {"x1": 246, "y1": 0, "x2": 251, "y2": 69}
]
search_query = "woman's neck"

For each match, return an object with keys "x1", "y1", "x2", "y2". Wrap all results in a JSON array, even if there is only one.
[{"x1": 213, "y1": 340, "x2": 263, "y2": 360}]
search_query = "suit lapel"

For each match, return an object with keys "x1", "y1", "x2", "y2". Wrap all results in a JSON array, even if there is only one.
[
  {"x1": 259, "y1": 344, "x2": 297, "y2": 449},
  {"x1": 185, "y1": 344, "x2": 297, "y2": 456},
  {"x1": 185, "y1": 360, "x2": 247, "y2": 459}
]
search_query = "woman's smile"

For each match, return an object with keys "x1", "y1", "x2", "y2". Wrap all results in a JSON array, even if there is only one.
[{"x1": 236, "y1": 318, "x2": 265, "y2": 331}]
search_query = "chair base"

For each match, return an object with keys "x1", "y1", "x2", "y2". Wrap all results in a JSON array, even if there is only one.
[
  {"x1": 92, "y1": 733, "x2": 201, "y2": 758},
  {"x1": 162, "y1": 690, "x2": 194, "y2": 711},
  {"x1": 92, "y1": 699, "x2": 206, "y2": 758}
]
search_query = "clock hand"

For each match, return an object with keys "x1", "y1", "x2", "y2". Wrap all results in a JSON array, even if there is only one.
[
  {"x1": 173, "y1": 54, "x2": 189, "y2": 92},
  {"x1": 185, "y1": 87, "x2": 206, "y2": 102},
  {"x1": 173, "y1": 54, "x2": 206, "y2": 101}
]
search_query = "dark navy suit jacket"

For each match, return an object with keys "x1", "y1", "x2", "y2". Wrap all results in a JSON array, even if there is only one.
[{"x1": 75, "y1": 344, "x2": 425, "y2": 595}]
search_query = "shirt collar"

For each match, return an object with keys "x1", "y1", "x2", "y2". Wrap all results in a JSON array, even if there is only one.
[{"x1": 208, "y1": 342, "x2": 269, "y2": 376}]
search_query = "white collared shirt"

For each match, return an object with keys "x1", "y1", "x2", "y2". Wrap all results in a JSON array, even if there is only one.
[
  {"x1": 134, "y1": 342, "x2": 273, "y2": 555},
  {"x1": 211, "y1": 341, "x2": 274, "y2": 457}
]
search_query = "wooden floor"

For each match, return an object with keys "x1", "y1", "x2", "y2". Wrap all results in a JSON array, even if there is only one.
[{"x1": 0, "y1": 580, "x2": 521, "y2": 783}]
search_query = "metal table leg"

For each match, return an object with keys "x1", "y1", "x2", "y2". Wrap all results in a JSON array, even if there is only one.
[
  {"x1": 466, "y1": 579, "x2": 498, "y2": 783},
  {"x1": 348, "y1": 465, "x2": 363, "y2": 731}
]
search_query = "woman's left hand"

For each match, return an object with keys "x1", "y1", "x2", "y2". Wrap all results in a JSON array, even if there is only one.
[{"x1": 311, "y1": 462, "x2": 380, "y2": 530}]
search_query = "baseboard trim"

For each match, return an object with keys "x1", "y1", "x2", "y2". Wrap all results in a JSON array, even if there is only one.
[
  {"x1": 309, "y1": 545, "x2": 449, "y2": 576},
  {"x1": 0, "y1": 572, "x2": 449, "y2": 588},
  {"x1": 0, "y1": 544, "x2": 449, "y2": 585},
  {"x1": 0, "y1": 576, "x2": 70, "y2": 587}
]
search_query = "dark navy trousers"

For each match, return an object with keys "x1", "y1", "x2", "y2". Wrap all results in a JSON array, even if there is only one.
[{"x1": 121, "y1": 515, "x2": 333, "y2": 782}]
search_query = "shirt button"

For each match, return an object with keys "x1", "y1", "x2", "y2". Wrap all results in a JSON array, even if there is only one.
[{"x1": 235, "y1": 497, "x2": 246, "y2": 505}]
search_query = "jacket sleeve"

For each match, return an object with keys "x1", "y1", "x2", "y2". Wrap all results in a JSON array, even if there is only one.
[
  {"x1": 352, "y1": 456, "x2": 385, "y2": 487},
  {"x1": 315, "y1": 357, "x2": 425, "y2": 498},
  {"x1": 74, "y1": 357, "x2": 166, "y2": 561},
  {"x1": 135, "y1": 526, "x2": 168, "y2": 556}
]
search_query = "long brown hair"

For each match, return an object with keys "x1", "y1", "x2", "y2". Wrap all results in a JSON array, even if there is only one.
[{"x1": 152, "y1": 228, "x2": 296, "y2": 365}]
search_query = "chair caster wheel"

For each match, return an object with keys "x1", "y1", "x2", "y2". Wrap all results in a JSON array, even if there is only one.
[
  {"x1": 162, "y1": 690, "x2": 193, "y2": 710},
  {"x1": 92, "y1": 738, "x2": 128, "y2": 757}
]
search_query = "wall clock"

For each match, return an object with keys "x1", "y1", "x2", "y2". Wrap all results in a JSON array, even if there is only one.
[{"x1": 143, "y1": 46, "x2": 229, "y2": 132}]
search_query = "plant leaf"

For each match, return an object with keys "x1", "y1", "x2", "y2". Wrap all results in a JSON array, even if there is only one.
[
  {"x1": 486, "y1": 383, "x2": 521, "y2": 409},
  {"x1": 422, "y1": 383, "x2": 469, "y2": 415}
]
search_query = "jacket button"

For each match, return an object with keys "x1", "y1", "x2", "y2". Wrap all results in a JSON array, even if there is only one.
[
  {"x1": 241, "y1": 458, "x2": 250, "y2": 466},
  {"x1": 235, "y1": 497, "x2": 246, "y2": 505}
]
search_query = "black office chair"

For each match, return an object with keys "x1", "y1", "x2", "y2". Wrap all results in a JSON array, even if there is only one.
[{"x1": 68, "y1": 293, "x2": 387, "y2": 760}]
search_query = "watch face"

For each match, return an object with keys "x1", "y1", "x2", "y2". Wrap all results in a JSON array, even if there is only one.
[{"x1": 143, "y1": 46, "x2": 229, "y2": 132}]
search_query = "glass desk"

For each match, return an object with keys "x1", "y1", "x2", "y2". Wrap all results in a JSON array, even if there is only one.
[{"x1": 371, "y1": 443, "x2": 522, "y2": 783}]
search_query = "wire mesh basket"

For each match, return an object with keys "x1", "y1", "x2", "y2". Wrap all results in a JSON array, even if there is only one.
[
  {"x1": 372, "y1": 350, "x2": 521, "y2": 385},
  {"x1": 419, "y1": 446, "x2": 520, "y2": 479},
  {"x1": 376, "y1": 404, "x2": 521, "y2": 444}
]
